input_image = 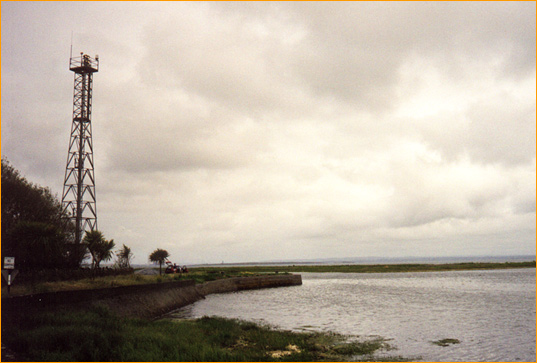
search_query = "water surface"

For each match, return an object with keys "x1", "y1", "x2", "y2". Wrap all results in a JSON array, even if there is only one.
[{"x1": 169, "y1": 268, "x2": 536, "y2": 361}]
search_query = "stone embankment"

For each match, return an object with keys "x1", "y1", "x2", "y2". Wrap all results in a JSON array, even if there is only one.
[{"x1": 2, "y1": 274, "x2": 302, "y2": 319}]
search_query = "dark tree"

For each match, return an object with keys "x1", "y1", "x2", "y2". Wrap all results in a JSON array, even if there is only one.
[
  {"x1": 149, "y1": 249, "x2": 170, "y2": 275},
  {"x1": 9, "y1": 222, "x2": 67, "y2": 269},
  {"x1": 1, "y1": 158, "x2": 82, "y2": 270}
]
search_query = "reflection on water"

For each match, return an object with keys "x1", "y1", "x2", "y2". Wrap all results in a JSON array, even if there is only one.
[{"x1": 168, "y1": 269, "x2": 536, "y2": 362}]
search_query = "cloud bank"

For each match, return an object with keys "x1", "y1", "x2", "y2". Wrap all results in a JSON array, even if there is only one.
[{"x1": 2, "y1": 2, "x2": 535, "y2": 263}]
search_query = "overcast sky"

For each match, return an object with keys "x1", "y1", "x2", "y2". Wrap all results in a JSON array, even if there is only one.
[{"x1": 2, "y1": 2, "x2": 535, "y2": 264}]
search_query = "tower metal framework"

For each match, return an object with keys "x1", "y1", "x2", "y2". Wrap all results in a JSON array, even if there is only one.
[{"x1": 62, "y1": 53, "x2": 99, "y2": 244}]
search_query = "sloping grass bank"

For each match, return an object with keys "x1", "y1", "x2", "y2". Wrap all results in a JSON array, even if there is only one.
[
  {"x1": 2, "y1": 273, "x2": 159, "y2": 297},
  {"x1": 2, "y1": 270, "x2": 280, "y2": 297},
  {"x1": 2, "y1": 306, "x2": 403, "y2": 362}
]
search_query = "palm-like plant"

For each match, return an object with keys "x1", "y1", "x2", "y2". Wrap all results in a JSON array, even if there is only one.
[
  {"x1": 97, "y1": 239, "x2": 115, "y2": 267},
  {"x1": 83, "y1": 230, "x2": 115, "y2": 269},
  {"x1": 149, "y1": 248, "x2": 169, "y2": 275},
  {"x1": 116, "y1": 244, "x2": 133, "y2": 269}
]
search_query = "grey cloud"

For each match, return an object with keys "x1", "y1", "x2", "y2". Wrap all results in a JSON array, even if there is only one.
[
  {"x1": 137, "y1": 13, "x2": 316, "y2": 118},
  {"x1": 414, "y1": 80, "x2": 536, "y2": 167},
  {"x1": 140, "y1": 1, "x2": 536, "y2": 118},
  {"x1": 98, "y1": 79, "x2": 270, "y2": 174},
  {"x1": 279, "y1": 2, "x2": 535, "y2": 106},
  {"x1": 466, "y1": 96, "x2": 536, "y2": 165}
]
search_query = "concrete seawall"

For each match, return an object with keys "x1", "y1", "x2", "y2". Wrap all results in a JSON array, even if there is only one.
[{"x1": 2, "y1": 274, "x2": 302, "y2": 319}]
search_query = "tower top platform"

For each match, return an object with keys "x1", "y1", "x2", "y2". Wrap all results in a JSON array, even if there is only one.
[{"x1": 69, "y1": 53, "x2": 99, "y2": 74}]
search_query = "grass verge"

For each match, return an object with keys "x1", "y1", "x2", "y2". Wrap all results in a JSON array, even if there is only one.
[
  {"x1": 2, "y1": 306, "x2": 405, "y2": 362},
  {"x1": 1, "y1": 270, "x2": 279, "y2": 297}
]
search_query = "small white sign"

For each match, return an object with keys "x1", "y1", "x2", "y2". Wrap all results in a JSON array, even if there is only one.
[{"x1": 4, "y1": 257, "x2": 15, "y2": 270}]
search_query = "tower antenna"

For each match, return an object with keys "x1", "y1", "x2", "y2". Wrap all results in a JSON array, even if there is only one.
[
  {"x1": 70, "y1": 31, "x2": 73, "y2": 59},
  {"x1": 62, "y1": 52, "x2": 99, "y2": 244}
]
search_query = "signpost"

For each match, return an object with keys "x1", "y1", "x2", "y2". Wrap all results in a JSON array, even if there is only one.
[
  {"x1": 4, "y1": 257, "x2": 15, "y2": 270},
  {"x1": 2, "y1": 257, "x2": 18, "y2": 293}
]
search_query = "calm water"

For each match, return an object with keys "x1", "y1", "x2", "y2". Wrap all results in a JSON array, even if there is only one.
[{"x1": 168, "y1": 269, "x2": 536, "y2": 362}]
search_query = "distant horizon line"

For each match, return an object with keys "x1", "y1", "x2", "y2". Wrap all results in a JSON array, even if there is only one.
[{"x1": 130, "y1": 253, "x2": 536, "y2": 268}]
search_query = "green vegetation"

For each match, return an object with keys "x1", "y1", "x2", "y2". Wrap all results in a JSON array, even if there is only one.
[
  {"x1": 2, "y1": 306, "x2": 403, "y2": 362},
  {"x1": 189, "y1": 261, "x2": 536, "y2": 275},
  {"x1": 431, "y1": 338, "x2": 461, "y2": 347}
]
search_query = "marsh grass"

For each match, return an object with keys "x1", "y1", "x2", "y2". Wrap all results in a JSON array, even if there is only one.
[{"x1": 3, "y1": 306, "x2": 400, "y2": 361}]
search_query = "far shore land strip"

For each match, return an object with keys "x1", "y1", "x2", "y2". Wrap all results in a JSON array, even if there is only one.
[{"x1": 187, "y1": 260, "x2": 536, "y2": 274}]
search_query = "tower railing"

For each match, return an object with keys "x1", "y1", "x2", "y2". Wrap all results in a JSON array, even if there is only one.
[{"x1": 69, "y1": 53, "x2": 99, "y2": 73}]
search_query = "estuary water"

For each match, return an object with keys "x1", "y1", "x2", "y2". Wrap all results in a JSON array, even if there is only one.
[{"x1": 168, "y1": 268, "x2": 536, "y2": 362}]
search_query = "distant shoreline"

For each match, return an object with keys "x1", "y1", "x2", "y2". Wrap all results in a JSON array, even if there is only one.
[
  {"x1": 131, "y1": 254, "x2": 536, "y2": 269},
  {"x1": 188, "y1": 261, "x2": 535, "y2": 274}
]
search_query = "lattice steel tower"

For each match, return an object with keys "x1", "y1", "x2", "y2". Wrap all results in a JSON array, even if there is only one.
[{"x1": 62, "y1": 52, "x2": 99, "y2": 244}]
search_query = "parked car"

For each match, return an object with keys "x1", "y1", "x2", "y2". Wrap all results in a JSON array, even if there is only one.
[{"x1": 164, "y1": 261, "x2": 188, "y2": 274}]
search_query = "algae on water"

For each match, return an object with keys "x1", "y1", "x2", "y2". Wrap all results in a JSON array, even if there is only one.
[{"x1": 431, "y1": 338, "x2": 461, "y2": 347}]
